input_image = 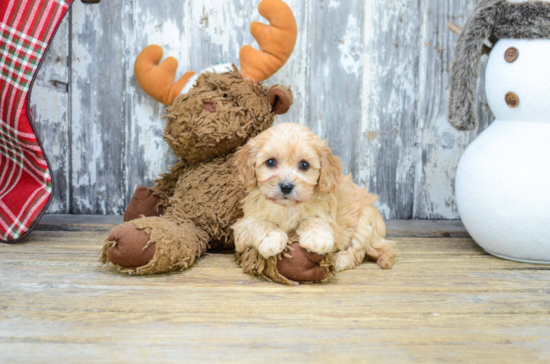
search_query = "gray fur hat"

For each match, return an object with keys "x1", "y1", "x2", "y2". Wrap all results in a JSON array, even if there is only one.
[{"x1": 448, "y1": 0, "x2": 550, "y2": 130}]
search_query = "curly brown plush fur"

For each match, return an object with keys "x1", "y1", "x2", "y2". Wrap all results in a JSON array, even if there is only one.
[
  {"x1": 164, "y1": 66, "x2": 277, "y2": 163},
  {"x1": 237, "y1": 234, "x2": 333, "y2": 285},
  {"x1": 448, "y1": 0, "x2": 550, "y2": 130},
  {"x1": 99, "y1": 67, "x2": 332, "y2": 283},
  {"x1": 99, "y1": 0, "x2": 327, "y2": 283},
  {"x1": 101, "y1": 216, "x2": 209, "y2": 275},
  {"x1": 155, "y1": 154, "x2": 244, "y2": 250},
  {"x1": 100, "y1": 68, "x2": 290, "y2": 275}
]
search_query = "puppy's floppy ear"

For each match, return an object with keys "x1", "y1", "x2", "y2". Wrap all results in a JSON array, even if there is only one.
[
  {"x1": 317, "y1": 142, "x2": 342, "y2": 193},
  {"x1": 268, "y1": 86, "x2": 293, "y2": 115},
  {"x1": 235, "y1": 139, "x2": 259, "y2": 188}
]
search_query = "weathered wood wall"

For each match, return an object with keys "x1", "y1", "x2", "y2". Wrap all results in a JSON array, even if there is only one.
[{"x1": 31, "y1": 0, "x2": 493, "y2": 219}]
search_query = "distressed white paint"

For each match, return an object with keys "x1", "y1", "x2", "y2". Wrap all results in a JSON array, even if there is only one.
[
  {"x1": 122, "y1": 1, "x2": 187, "y2": 201},
  {"x1": 33, "y1": 0, "x2": 494, "y2": 219},
  {"x1": 413, "y1": 0, "x2": 492, "y2": 219},
  {"x1": 270, "y1": 0, "x2": 308, "y2": 127},
  {"x1": 31, "y1": 16, "x2": 70, "y2": 213},
  {"x1": 339, "y1": 14, "x2": 361, "y2": 76},
  {"x1": 357, "y1": 0, "x2": 420, "y2": 219}
]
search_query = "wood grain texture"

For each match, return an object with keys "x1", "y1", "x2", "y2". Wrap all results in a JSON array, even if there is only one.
[
  {"x1": 359, "y1": 0, "x2": 421, "y2": 219},
  {"x1": 70, "y1": 2, "x2": 127, "y2": 214},
  {"x1": 413, "y1": 0, "x2": 494, "y2": 219},
  {"x1": 31, "y1": 15, "x2": 70, "y2": 213},
  {"x1": 1, "y1": 219, "x2": 549, "y2": 363},
  {"x1": 267, "y1": 0, "x2": 308, "y2": 127},
  {"x1": 34, "y1": 0, "x2": 498, "y2": 218},
  {"x1": 123, "y1": 1, "x2": 183, "y2": 207},
  {"x1": 32, "y1": 214, "x2": 471, "y2": 238},
  {"x1": 305, "y1": 0, "x2": 363, "y2": 178}
]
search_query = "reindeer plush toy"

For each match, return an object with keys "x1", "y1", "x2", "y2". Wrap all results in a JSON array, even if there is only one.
[{"x1": 100, "y1": 0, "x2": 332, "y2": 284}]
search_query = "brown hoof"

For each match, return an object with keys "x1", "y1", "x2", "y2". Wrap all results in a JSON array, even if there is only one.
[
  {"x1": 107, "y1": 224, "x2": 156, "y2": 268},
  {"x1": 277, "y1": 242, "x2": 328, "y2": 282},
  {"x1": 124, "y1": 186, "x2": 163, "y2": 222}
]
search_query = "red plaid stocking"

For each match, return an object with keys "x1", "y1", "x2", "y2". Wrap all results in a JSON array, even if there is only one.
[{"x1": 0, "y1": 0, "x2": 73, "y2": 243}]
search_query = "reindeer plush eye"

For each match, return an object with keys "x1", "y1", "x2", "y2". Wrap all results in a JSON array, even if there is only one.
[
  {"x1": 266, "y1": 159, "x2": 277, "y2": 168},
  {"x1": 299, "y1": 161, "x2": 310, "y2": 171}
]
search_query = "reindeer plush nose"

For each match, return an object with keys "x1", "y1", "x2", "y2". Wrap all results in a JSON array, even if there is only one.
[{"x1": 280, "y1": 182, "x2": 294, "y2": 195}]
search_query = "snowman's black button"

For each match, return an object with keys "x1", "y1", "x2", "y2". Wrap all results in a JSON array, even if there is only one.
[
  {"x1": 505, "y1": 47, "x2": 519, "y2": 63},
  {"x1": 505, "y1": 92, "x2": 519, "y2": 108}
]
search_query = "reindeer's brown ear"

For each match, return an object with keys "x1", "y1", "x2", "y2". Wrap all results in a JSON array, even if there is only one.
[
  {"x1": 235, "y1": 140, "x2": 259, "y2": 188},
  {"x1": 269, "y1": 86, "x2": 293, "y2": 115},
  {"x1": 317, "y1": 143, "x2": 342, "y2": 194}
]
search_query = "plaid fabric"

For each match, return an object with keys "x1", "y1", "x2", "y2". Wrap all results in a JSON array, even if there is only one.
[{"x1": 0, "y1": 0, "x2": 72, "y2": 243}]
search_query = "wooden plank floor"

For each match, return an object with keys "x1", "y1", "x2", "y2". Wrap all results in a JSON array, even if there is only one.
[{"x1": 1, "y1": 216, "x2": 549, "y2": 363}]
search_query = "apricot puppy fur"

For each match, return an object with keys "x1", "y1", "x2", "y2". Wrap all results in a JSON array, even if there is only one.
[{"x1": 232, "y1": 123, "x2": 395, "y2": 272}]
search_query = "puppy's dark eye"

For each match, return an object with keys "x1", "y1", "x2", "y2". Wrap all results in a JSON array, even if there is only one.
[
  {"x1": 266, "y1": 159, "x2": 277, "y2": 168},
  {"x1": 299, "y1": 161, "x2": 310, "y2": 171}
]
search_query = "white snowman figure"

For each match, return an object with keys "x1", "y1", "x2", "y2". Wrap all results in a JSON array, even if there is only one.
[{"x1": 448, "y1": 0, "x2": 550, "y2": 263}]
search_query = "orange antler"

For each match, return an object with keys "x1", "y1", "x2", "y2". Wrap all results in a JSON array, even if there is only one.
[
  {"x1": 239, "y1": 0, "x2": 297, "y2": 82},
  {"x1": 134, "y1": 45, "x2": 196, "y2": 105}
]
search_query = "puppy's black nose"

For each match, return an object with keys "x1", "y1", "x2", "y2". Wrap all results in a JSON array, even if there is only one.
[{"x1": 280, "y1": 182, "x2": 294, "y2": 195}]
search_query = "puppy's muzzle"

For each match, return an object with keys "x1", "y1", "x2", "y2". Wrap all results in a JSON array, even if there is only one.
[{"x1": 279, "y1": 182, "x2": 294, "y2": 195}]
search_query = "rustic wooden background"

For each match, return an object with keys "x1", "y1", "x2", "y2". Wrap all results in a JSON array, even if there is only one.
[{"x1": 31, "y1": 0, "x2": 494, "y2": 219}]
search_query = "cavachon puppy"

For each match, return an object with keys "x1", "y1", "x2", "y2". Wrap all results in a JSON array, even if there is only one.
[{"x1": 232, "y1": 123, "x2": 396, "y2": 273}]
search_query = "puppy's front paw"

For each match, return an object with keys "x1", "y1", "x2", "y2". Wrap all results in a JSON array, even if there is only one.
[
  {"x1": 377, "y1": 250, "x2": 396, "y2": 269},
  {"x1": 258, "y1": 231, "x2": 288, "y2": 259},
  {"x1": 299, "y1": 229, "x2": 334, "y2": 255}
]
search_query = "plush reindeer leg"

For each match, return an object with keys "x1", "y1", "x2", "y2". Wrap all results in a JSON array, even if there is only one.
[
  {"x1": 277, "y1": 243, "x2": 330, "y2": 282},
  {"x1": 100, "y1": 215, "x2": 208, "y2": 275},
  {"x1": 124, "y1": 161, "x2": 191, "y2": 222},
  {"x1": 237, "y1": 234, "x2": 333, "y2": 285},
  {"x1": 123, "y1": 186, "x2": 164, "y2": 222}
]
